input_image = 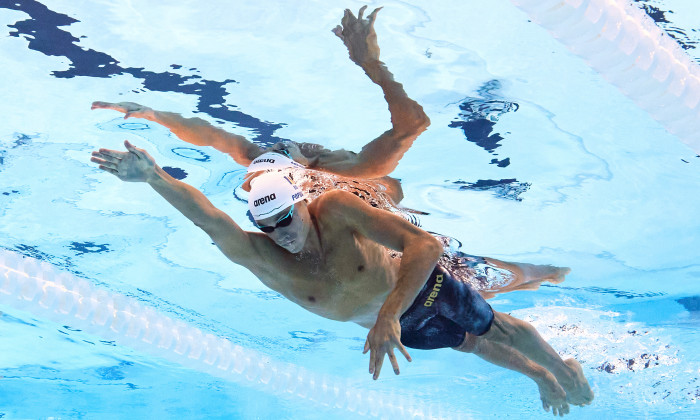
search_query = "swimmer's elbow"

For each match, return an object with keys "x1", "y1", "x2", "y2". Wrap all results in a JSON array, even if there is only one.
[
  {"x1": 417, "y1": 234, "x2": 443, "y2": 261},
  {"x1": 417, "y1": 113, "x2": 431, "y2": 131},
  {"x1": 393, "y1": 104, "x2": 430, "y2": 135},
  {"x1": 429, "y1": 235, "x2": 443, "y2": 256},
  {"x1": 392, "y1": 113, "x2": 430, "y2": 138}
]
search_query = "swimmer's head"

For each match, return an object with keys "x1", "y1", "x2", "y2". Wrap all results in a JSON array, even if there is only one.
[{"x1": 248, "y1": 171, "x2": 309, "y2": 253}]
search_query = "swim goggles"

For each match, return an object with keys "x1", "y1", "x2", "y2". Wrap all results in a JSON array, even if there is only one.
[{"x1": 254, "y1": 204, "x2": 294, "y2": 233}]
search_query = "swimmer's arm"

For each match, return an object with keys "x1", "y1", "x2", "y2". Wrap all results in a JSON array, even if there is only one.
[
  {"x1": 91, "y1": 141, "x2": 257, "y2": 263},
  {"x1": 150, "y1": 174, "x2": 260, "y2": 265},
  {"x1": 316, "y1": 7, "x2": 430, "y2": 178},
  {"x1": 91, "y1": 101, "x2": 264, "y2": 166},
  {"x1": 147, "y1": 177, "x2": 257, "y2": 266},
  {"x1": 311, "y1": 61, "x2": 430, "y2": 178}
]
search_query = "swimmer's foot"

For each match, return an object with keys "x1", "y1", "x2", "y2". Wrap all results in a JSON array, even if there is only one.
[
  {"x1": 536, "y1": 371, "x2": 569, "y2": 416},
  {"x1": 560, "y1": 358, "x2": 594, "y2": 406},
  {"x1": 501, "y1": 266, "x2": 570, "y2": 293},
  {"x1": 543, "y1": 266, "x2": 570, "y2": 284}
]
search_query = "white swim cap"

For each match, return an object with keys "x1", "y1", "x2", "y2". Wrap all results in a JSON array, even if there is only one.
[
  {"x1": 248, "y1": 171, "x2": 306, "y2": 220},
  {"x1": 247, "y1": 152, "x2": 305, "y2": 173}
]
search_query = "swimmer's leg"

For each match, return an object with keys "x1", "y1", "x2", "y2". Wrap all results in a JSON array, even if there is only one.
[
  {"x1": 480, "y1": 311, "x2": 594, "y2": 406},
  {"x1": 484, "y1": 258, "x2": 570, "y2": 284},
  {"x1": 454, "y1": 333, "x2": 569, "y2": 415},
  {"x1": 481, "y1": 258, "x2": 570, "y2": 297}
]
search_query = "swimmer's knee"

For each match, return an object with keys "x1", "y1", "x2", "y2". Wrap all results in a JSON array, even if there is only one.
[{"x1": 482, "y1": 312, "x2": 517, "y2": 344}]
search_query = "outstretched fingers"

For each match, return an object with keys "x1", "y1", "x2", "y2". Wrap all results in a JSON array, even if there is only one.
[
  {"x1": 364, "y1": 340, "x2": 378, "y2": 377},
  {"x1": 92, "y1": 150, "x2": 121, "y2": 164},
  {"x1": 371, "y1": 348, "x2": 385, "y2": 380},
  {"x1": 341, "y1": 8, "x2": 354, "y2": 28},
  {"x1": 364, "y1": 339, "x2": 386, "y2": 380},
  {"x1": 92, "y1": 148, "x2": 126, "y2": 162},
  {"x1": 397, "y1": 342, "x2": 412, "y2": 363},
  {"x1": 334, "y1": 6, "x2": 382, "y2": 41},
  {"x1": 387, "y1": 350, "x2": 400, "y2": 375},
  {"x1": 91, "y1": 101, "x2": 125, "y2": 113},
  {"x1": 91, "y1": 101, "x2": 109, "y2": 110},
  {"x1": 367, "y1": 6, "x2": 382, "y2": 25},
  {"x1": 91, "y1": 156, "x2": 116, "y2": 171},
  {"x1": 357, "y1": 5, "x2": 367, "y2": 20},
  {"x1": 97, "y1": 165, "x2": 119, "y2": 176},
  {"x1": 90, "y1": 149, "x2": 122, "y2": 176},
  {"x1": 91, "y1": 101, "x2": 148, "y2": 119},
  {"x1": 364, "y1": 344, "x2": 411, "y2": 380}
]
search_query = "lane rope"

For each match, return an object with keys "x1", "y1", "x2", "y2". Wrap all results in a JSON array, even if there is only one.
[
  {"x1": 0, "y1": 250, "x2": 455, "y2": 419},
  {"x1": 509, "y1": 0, "x2": 700, "y2": 153}
]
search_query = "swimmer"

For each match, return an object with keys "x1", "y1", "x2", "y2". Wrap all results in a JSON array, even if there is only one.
[
  {"x1": 90, "y1": 142, "x2": 594, "y2": 415},
  {"x1": 91, "y1": 5, "x2": 430, "y2": 205},
  {"x1": 90, "y1": 6, "x2": 565, "y2": 303}
]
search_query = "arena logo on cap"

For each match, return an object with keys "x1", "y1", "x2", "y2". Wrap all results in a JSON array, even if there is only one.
[
  {"x1": 254, "y1": 193, "x2": 276, "y2": 207},
  {"x1": 253, "y1": 158, "x2": 276, "y2": 164}
]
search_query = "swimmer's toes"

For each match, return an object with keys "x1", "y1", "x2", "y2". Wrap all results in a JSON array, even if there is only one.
[
  {"x1": 551, "y1": 267, "x2": 570, "y2": 284},
  {"x1": 537, "y1": 374, "x2": 567, "y2": 414},
  {"x1": 540, "y1": 266, "x2": 570, "y2": 284}
]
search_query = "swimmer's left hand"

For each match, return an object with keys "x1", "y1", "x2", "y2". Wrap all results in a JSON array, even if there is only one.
[{"x1": 364, "y1": 316, "x2": 412, "y2": 380}]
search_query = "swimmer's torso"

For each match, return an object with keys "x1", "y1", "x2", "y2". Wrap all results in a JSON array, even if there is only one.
[{"x1": 243, "y1": 194, "x2": 401, "y2": 328}]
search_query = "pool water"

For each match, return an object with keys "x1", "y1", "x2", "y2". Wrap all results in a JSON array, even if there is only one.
[{"x1": 1, "y1": 0, "x2": 699, "y2": 418}]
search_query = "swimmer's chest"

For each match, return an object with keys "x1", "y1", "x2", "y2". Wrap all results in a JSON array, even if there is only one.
[{"x1": 262, "y1": 231, "x2": 393, "y2": 320}]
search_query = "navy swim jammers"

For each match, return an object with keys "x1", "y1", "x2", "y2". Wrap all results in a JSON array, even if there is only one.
[{"x1": 399, "y1": 264, "x2": 494, "y2": 350}]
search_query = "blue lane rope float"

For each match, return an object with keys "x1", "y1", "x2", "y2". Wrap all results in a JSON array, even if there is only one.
[
  {"x1": 0, "y1": 250, "x2": 456, "y2": 419},
  {"x1": 509, "y1": 0, "x2": 700, "y2": 153}
]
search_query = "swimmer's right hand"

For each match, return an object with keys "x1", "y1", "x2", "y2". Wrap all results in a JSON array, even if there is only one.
[
  {"x1": 91, "y1": 101, "x2": 154, "y2": 120},
  {"x1": 90, "y1": 140, "x2": 158, "y2": 183}
]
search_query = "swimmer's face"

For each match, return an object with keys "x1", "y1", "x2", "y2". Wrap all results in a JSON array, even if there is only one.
[
  {"x1": 254, "y1": 202, "x2": 310, "y2": 254},
  {"x1": 269, "y1": 142, "x2": 309, "y2": 166}
]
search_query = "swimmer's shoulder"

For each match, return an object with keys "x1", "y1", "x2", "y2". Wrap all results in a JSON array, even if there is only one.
[
  {"x1": 311, "y1": 190, "x2": 373, "y2": 222},
  {"x1": 310, "y1": 191, "x2": 369, "y2": 236}
]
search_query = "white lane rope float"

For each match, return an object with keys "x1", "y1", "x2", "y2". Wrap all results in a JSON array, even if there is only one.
[
  {"x1": 0, "y1": 250, "x2": 456, "y2": 419},
  {"x1": 509, "y1": 0, "x2": 700, "y2": 153}
]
